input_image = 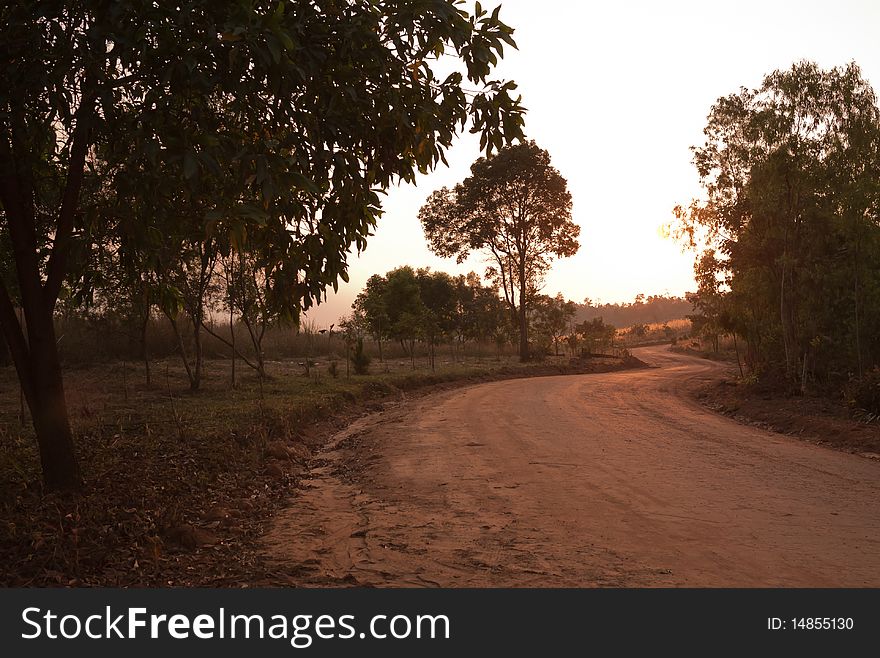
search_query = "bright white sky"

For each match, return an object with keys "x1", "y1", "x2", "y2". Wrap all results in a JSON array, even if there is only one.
[{"x1": 305, "y1": 0, "x2": 880, "y2": 328}]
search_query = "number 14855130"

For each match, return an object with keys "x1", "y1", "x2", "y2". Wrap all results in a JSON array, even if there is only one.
[{"x1": 768, "y1": 617, "x2": 854, "y2": 631}]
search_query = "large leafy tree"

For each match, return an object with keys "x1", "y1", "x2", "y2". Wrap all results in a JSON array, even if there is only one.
[
  {"x1": 0, "y1": 0, "x2": 525, "y2": 490},
  {"x1": 419, "y1": 140, "x2": 578, "y2": 360},
  {"x1": 673, "y1": 61, "x2": 880, "y2": 389}
]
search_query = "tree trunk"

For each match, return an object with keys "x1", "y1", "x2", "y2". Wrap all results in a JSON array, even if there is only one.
[
  {"x1": 779, "y1": 255, "x2": 792, "y2": 380},
  {"x1": 140, "y1": 309, "x2": 151, "y2": 387},
  {"x1": 0, "y1": 89, "x2": 93, "y2": 491},
  {"x1": 1, "y1": 305, "x2": 81, "y2": 491},
  {"x1": 0, "y1": 327, "x2": 10, "y2": 366},
  {"x1": 229, "y1": 306, "x2": 236, "y2": 388},
  {"x1": 518, "y1": 262, "x2": 529, "y2": 361},
  {"x1": 518, "y1": 302, "x2": 529, "y2": 361},
  {"x1": 241, "y1": 316, "x2": 266, "y2": 381},
  {"x1": 377, "y1": 318, "x2": 384, "y2": 362},
  {"x1": 853, "y1": 239, "x2": 863, "y2": 378},
  {"x1": 733, "y1": 333, "x2": 744, "y2": 378},
  {"x1": 191, "y1": 318, "x2": 202, "y2": 390},
  {"x1": 169, "y1": 315, "x2": 196, "y2": 388},
  {"x1": 31, "y1": 360, "x2": 80, "y2": 491}
]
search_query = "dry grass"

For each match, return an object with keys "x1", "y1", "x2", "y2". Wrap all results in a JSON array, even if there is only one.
[{"x1": 614, "y1": 317, "x2": 692, "y2": 347}]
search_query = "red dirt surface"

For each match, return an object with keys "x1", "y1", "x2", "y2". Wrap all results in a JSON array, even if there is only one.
[{"x1": 262, "y1": 346, "x2": 880, "y2": 587}]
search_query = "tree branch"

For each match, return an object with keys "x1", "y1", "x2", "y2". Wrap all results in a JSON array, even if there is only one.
[
  {"x1": 44, "y1": 85, "x2": 95, "y2": 309},
  {"x1": 0, "y1": 117, "x2": 47, "y2": 331},
  {"x1": 199, "y1": 320, "x2": 261, "y2": 371}
]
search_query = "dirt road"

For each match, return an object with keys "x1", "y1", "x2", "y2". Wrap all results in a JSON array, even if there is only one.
[{"x1": 263, "y1": 346, "x2": 880, "y2": 586}]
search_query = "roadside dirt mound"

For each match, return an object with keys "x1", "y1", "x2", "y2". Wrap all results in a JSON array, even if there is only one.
[{"x1": 697, "y1": 379, "x2": 880, "y2": 458}]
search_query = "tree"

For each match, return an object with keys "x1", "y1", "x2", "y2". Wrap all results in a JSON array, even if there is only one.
[
  {"x1": 420, "y1": 140, "x2": 579, "y2": 360},
  {"x1": 685, "y1": 250, "x2": 725, "y2": 353},
  {"x1": 0, "y1": 0, "x2": 525, "y2": 489},
  {"x1": 672, "y1": 61, "x2": 880, "y2": 390},
  {"x1": 416, "y1": 268, "x2": 457, "y2": 370},
  {"x1": 202, "y1": 247, "x2": 282, "y2": 382},
  {"x1": 577, "y1": 318, "x2": 616, "y2": 354},
  {"x1": 452, "y1": 272, "x2": 507, "y2": 356},
  {"x1": 382, "y1": 267, "x2": 425, "y2": 368},
  {"x1": 531, "y1": 292, "x2": 576, "y2": 356},
  {"x1": 169, "y1": 238, "x2": 220, "y2": 390},
  {"x1": 354, "y1": 274, "x2": 390, "y2": 362}
]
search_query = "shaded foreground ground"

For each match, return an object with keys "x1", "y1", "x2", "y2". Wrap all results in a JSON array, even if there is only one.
[
  {"x1": 263, "y1": 346, "x2": 880, "y2": 586},
  {"x1": 0, "y1": 353, "x2": 632, "y2": 586}
]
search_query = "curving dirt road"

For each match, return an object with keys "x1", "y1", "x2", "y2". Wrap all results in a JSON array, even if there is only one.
[{"x1": 263, "y1": 346, "x2": 880, "y2": 586}]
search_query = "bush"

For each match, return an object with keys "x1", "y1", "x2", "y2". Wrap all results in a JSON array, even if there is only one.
[
  {"x1": 528, "y1": 344, "x2": 547, "y2": 362},
  {"x1": 847, "y1": 367, "x2": 880, "y2": 415},
  {"x1": 351, "y1": 338, "x2": 371, "y2": 375},
  {"x1": 328, "y1": 360, "x2": 339, "y2": 378}
]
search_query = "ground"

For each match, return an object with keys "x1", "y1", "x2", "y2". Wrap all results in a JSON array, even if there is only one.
[
  {"x1": 0, "y1": 351, "x2": 632, "y2": 586},
  {"x1": 696, "y1": 379, "x2": 880, "y2": 458},
  {"x1": 4, "y1": 346, "x2": 879, "y2": 586},
  {"x1": 261, "y1": 346, "x2": 880, "y2": 587}
]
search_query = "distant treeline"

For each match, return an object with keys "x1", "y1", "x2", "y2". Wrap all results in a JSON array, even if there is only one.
[
  {"x1": 0, "y1": 287, "x2": 696, "y2": 373},
  {"x1": 575, "y1": 295, "x2": 694, "y2": 328}
]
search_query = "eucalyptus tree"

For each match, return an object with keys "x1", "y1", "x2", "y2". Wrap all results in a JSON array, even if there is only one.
[
  {"x1": 673, "y1": 61, "x2": 880, "y2": 387},
  {"x1": 0, "y1": 0, "x2": 525, "y2": 489},
  {"x1": 420, "y1": 141, "x2": 578, "y2": 360}
]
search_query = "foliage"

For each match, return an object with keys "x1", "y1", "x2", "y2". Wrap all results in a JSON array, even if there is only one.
[
  {"x1": 350, "y1": 337, "x2": 371, "y2": 375},
  {"x1": 416, "y1": 268, "x2": 458, "y2": 369},
  {"x1": 452, "y1": 272, "x2": 508, "y2": 346},
  {"x1": 0, "y1": 0, "x2": 526, "y2": 488},
  {"x1": 685, "y1": 250, "x2": 727, "y2": 353},
  {"x1": 846, "y1": 367, "x2": 880, "y2": 416},
  {"x1": 575, "y1": 317, "x2": 616, "y2": 354},
  {"x1": 672, "y1": 61, "x2": 880, "y2": 392},
  {"x1": 381, "y1": 267, "x2": 425, "y2": 358},
  {"x1": 351, "y1": 266, "x2": 514, "y2": 363},
  {"x1": 419, "y1": 140, "x2": 578, "y2": 359},
  {"x1": 353, "y1": 274, "x2": 390, "y2": 357},
  {"x1": 531, "y1": 293, "x2": 577, "y2": 355}
]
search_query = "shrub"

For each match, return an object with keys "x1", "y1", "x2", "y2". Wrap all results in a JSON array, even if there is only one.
[
  {"x1": 351, "y1": 338, "x2": 371, "y2": 375},
  {"x1": 847, "y1": 367, "x2": 880, "y2": 415},
  {"x1": 328, "y1": 360, "x2": 339, "y2": 378}
]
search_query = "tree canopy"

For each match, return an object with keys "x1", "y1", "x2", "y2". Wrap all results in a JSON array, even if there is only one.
[
  {"x1": 672, "y1": 61, "x2": 880, "y2": 391},
  {"x1": 419, "y1": 140, "x2": 578, "y2": 359},
  {"x1": 0, "y1": 0, "x2": 526, "y2": 489}
]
